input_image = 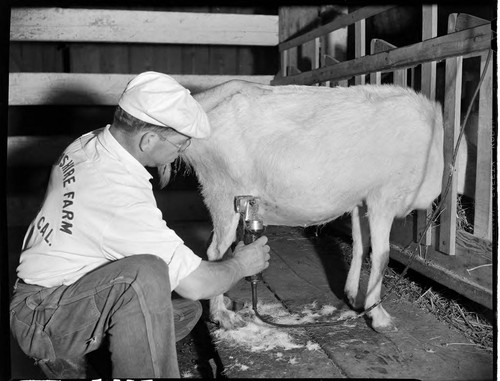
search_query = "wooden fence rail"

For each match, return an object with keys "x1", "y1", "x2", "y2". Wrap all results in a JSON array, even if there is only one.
[
  {"x1": 8, "y1": 73, "x2": 273, "y2": 106},
  {"x1": 11, "y1": 8, "x2": 279, "y2": 46}
]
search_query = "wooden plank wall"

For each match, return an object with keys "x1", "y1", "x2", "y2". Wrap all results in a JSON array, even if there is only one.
[
  {"x1": 10, "y1": 7, "x2": 279, "y2": 76},
  {"x1": 8, "y1": 6, "x2": 279, "y2": 227}
]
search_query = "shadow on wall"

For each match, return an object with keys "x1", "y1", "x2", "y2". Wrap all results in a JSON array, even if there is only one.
[
  {"x1": 9, "y1": 88, "x2": 116, "y2": 136},
  {"x1": 7, "y1": 88, "x2": 117, "y2": 214}
]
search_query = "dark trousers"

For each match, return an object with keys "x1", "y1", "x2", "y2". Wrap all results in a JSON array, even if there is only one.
[{"x1": 10, "y1": 255, "x2": 202, "y2": 378}]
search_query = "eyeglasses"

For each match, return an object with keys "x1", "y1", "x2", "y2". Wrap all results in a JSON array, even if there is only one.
[{"x1": 162, "y1": 135, "x2": 191, "y2": 153}]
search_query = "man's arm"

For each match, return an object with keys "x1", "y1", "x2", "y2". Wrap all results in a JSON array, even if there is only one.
[{"x1": 174, "y1": 236, "x2": 270, "y2": 300}]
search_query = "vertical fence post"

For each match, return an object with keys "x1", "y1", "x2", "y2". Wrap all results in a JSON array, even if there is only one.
[
  {"x1": 313, "y1": 36, "x2": 321, "y2": 85},
  {"x1": 474, "y1": 49, "x2": 493, "y2": 239},
  {"x1": 354, "y1": 19, "x2": 366, "y2": 85},
  {"x1": 440, "y1": 14, "x2": 463, "y2": 256},
  {"x1": 324, "y1": 7, "x2": 348, "y2": 87},
  {"x1": 281, "y1": 49, "x2": 288, "y2": 77},
  {"x1": 416, "y1": 4, "x2": 437, "y2": 247},
  {"x1": 369, "y1": 39, "x2": 382, "y2": 84}
]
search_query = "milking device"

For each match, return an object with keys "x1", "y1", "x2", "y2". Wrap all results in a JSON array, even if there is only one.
[
  {"x1": 234, "y1": 195, "x2": 354, "y2": 328},
  {"x1": 235, "y1": 196, "x2": 265, "y2": 311}
]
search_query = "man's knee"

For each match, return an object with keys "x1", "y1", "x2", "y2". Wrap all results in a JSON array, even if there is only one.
[{"x1": 122, "y1": 255, "x2": 168, "y2": 280}]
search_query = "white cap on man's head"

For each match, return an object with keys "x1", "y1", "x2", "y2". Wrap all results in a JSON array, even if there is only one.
[{"x1": 118, "y1": 71, "x2": 210, "y2": 138}]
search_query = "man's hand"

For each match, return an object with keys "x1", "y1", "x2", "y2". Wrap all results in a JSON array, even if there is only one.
[
  {"x1": 232, "y1": 236, "x2": 271, "y2": 278},
  {"x1": 174, "y1": 235, "x2": 271, "y2": 300}
]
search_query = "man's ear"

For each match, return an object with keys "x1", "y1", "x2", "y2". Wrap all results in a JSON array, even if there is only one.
[{"x1": 139, "y1": 131, "x2": 158, "y2": 152}]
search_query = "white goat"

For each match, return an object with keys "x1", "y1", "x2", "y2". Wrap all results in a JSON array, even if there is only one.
[{"x1": 173, "y1": 82, "x2": 448, "y2": 332}]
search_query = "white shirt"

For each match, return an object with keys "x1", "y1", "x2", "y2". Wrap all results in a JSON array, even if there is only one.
[{"x1": 17, "y1": 125, "x2": 202, "y2": 289}]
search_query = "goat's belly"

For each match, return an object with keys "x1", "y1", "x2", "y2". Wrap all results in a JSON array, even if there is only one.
[{"x1": 259, "y1": 196, "x2": 360, "y2": 227}]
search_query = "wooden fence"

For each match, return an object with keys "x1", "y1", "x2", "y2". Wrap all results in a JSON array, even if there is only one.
[{"x1": 273, "y1": 5, "x2": 493, "y2": 308}]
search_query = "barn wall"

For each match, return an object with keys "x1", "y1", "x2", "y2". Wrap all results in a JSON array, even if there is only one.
[
  {"x1": 8, "y1": 6, "x2": 280, "y2": 223},
  {"x1": 9, "y1": 5, "x2": 279, "y2": 135}
]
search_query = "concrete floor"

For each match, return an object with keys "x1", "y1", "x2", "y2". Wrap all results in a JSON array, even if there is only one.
[{"x1": 7, "y1": 221, "x2": 494, "y2": 379}]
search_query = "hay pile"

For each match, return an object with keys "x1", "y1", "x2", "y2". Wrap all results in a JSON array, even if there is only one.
[
  {"x1": 336, "y1": 239, "x2": 493, "y2": 352},
  {"x1": 383, "y1": 265, "x2": 493, "y2": 351}
]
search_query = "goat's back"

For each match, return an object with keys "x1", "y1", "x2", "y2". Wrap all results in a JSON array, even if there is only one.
[{"x1": 185, "y1": 84, "x2": 444, "y2": 226}]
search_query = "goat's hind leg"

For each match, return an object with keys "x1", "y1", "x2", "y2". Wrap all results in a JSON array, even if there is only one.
[
  {"x1": 344, "y1": 204, "x2": 370, "y2": 310},
  {"x1": 365, "y1": 205, "x2": 398, "y2": 332},
  {"x1": 207, "y1": 212, "x2": 245, "y2": 329}
]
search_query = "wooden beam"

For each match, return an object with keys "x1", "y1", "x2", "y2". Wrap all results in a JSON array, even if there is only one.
[
  {"x1": 271, "y1": 23, "x2": 491, "y2": 86},
  {"x1": 278, "y1": 5, "x2": 395, "y2": 52},
  {"x1": 11, "y1": 8, "x2": 278, "y2": 46},
  {"x1": 8, "y1": 73, "x2": 274, "y2": 106}
]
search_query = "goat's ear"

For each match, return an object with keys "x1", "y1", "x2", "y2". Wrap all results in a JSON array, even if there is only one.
[{"x1": 139, "y1": 131, "x2": 158, "y2": 152}]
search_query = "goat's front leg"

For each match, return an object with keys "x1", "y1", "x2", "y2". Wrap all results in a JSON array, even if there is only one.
[{"x1": 207, "y1": 212, "x2": 245, "y2": 329}]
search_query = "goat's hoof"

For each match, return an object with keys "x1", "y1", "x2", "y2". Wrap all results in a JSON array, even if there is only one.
[
  {"x1": 370, "y1": 317, "x2": 398, "y2": 333},
  {"x1": 372, "y1": 321, "x2": 398, "y2": 333},
  {"x1": 344, "y1": 293, "x2": 363, "y2": 311},
  {"x1": 212, "y1": 308, "x2": 246, "y2": 330},
  {"x1": 368, "y1": 307, "x2": 398, "y2": 333}
]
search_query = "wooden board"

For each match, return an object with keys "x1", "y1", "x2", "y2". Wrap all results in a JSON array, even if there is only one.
[
  {"x1": 11, "y1": 8, "x2": 278, "y2": 46},
  {"x1": 9, "y1": 42, "x2": 64, "y2": 72},
  {"x1": 474, "y1": 51, "x2": 493, "y2": 239},
  {"x1": 8, "y1": 73, "x2": 274, "y2": 105},
  {"x1": 272, "y1": 23, "x2": 491, "y2": 85}
]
